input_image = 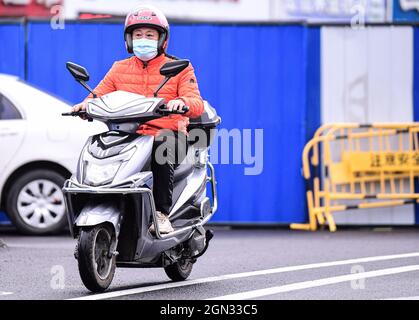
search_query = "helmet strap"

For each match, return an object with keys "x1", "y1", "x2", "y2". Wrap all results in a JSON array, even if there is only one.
[
  {"x1": 157, "y1": 31, "x2": 167, "y2": 55},
  {"x1": 125, "y1": 33, "x2": 134, "y2": 54}
]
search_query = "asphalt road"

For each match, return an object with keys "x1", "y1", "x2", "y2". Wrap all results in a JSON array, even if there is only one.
[{"x1": 1, "y1": 226, "x2": 419, "y2": 300}]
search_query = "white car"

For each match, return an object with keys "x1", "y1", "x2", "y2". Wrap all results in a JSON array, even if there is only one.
[{"x1": 0, "y1": 74, "x2": 106, "y2": 234}]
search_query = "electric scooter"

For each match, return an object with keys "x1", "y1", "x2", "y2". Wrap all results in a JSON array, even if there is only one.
[{"x1": 61, "y1": 59, "x2": 221, "y2": 292}]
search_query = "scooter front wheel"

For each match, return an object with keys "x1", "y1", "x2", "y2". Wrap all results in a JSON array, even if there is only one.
[
  {"x1": 164, "y1": 259, "x2": 193, "y2": 282},
  {"x1": 77, "y1": 225, "x2": 116, "y2": 292}
]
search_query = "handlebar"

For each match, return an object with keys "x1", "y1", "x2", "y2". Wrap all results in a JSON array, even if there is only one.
[
  {"x1": 61, "y1": 105, "x2": 189, "y2": 119},
  {"x1": 61, "y1": 110, "x2": 93, "y2": 122},
  {"x1": 61, "y1": 110, "x2": 87, "y2": 117},
  {"x1": 157, "y1": 105, "x2": 189, "y2": 115}
]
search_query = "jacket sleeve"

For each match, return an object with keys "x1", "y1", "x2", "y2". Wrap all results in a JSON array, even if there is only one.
[
  {"x1": 176, "y1": 63, "x2": 204, "y2": 119},
  {"x1": 84, "y1": 62, "x2": 117, "y2": 101}
]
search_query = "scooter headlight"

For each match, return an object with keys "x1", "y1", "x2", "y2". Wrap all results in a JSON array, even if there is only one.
[{"x1": 84, "y1": 161, "x2": 122, "y2": 186}]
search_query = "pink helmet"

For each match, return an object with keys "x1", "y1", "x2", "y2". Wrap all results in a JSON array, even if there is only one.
[{"x1": 124, "y1": 5, "x2": 170, "y2": 55}]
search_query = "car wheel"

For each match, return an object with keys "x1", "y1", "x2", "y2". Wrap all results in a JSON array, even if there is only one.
[{"x1": 6, "y1": 169, "x2": 68, "y2": 235}]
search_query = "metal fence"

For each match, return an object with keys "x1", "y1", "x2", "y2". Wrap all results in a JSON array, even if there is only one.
[{"x1": 292, "y1": 123, "x2": 419, "y2": 231}]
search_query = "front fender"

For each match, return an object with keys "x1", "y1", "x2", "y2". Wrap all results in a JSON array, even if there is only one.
[{"x1": 75, "y1": 202, "x2": 122, "y2": 236}]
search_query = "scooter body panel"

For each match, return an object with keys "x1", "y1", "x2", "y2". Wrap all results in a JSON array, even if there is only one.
[{"x1": 76, "y1": 202, "x2": 122, "y2": 237}]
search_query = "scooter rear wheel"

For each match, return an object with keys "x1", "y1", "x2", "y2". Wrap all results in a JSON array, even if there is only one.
[
  {"x1": 164, "y1": 259, "x2": 193, "y2": 281},
  {"x1": 77, "y1": 225, "x2": 116, "y2": 292}
]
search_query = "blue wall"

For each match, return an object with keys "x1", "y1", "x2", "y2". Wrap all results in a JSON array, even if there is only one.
[
  {"x1": 0, "y1": 22, "x2": 25, "y2": 78},
  {"x1": 26, "y1": 22, "x2": 128, "y2": 103},
  {"x1": 0, "y1": 21, "x2": 320, "y2": 224}
]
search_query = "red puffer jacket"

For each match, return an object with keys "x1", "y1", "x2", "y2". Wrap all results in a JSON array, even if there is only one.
[{"x1": 88, "y1": 54, "x2": 204, "y2": 136}]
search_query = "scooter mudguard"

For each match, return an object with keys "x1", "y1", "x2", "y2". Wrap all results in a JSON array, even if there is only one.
[{"x1": 75, "y1": 202, "x2": 122, "y2": 236}]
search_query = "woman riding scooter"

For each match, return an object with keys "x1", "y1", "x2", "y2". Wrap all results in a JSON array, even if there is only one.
[{"x1": 72, "y1": 5, "x2": 204, "y2": 234}]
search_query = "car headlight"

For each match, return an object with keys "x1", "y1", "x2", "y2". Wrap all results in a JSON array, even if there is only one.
[{"x1": 84, "y1": 161, "x2": 122, "y2": 186}]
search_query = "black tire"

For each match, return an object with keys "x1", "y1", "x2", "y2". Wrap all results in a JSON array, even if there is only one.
[
  {"x1": 6, "y1": 169, "x2": 68, "y2": 235},
  {"x1": 77, "y1": 225, "x2": 116, "y2": 292},
  {"x1": 164, "y1": 259, "x2": 194, "y2": 282}
]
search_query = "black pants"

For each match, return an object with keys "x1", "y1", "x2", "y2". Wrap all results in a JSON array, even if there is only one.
[{"x1": 151, "y1": 130, "x2": 188, "y2": 214}]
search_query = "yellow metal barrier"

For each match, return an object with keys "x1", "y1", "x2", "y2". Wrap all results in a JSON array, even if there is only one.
[{"x1": 291, "y1": 123, "x2": 419, "y2": 232}]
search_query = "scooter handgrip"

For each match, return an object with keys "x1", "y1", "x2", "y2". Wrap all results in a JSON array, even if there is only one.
[
  {"x1": 62, "y1": 111, "x2": 87, "y2": 117},
  {"x1": 157, "y1": 106, "x2": 189, "y2": 115}
]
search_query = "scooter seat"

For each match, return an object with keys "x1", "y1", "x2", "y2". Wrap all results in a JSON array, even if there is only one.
[{"x1": 174, "y1": 164, "x2": 194, "y2": 183}]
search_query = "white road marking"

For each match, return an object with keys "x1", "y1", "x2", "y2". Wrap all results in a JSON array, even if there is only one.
[
  {"x1": 69, "y1": 251, "x2": 419, "y2": 300},
  {"x1": 0, "y1": 292, "x2": 13, "y2": 296},
  {"x1": 385, "y1": 296, "x2": 419, "y2": 300},
  {"x1": 207, "y1": 265, "x2": 419, "y2": 300}
]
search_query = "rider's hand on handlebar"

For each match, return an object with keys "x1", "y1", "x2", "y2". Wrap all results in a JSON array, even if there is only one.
[
  {"x1": 71, "y1": 101, "x2": 88, "y2": 119},
  {"x1": 167, "y1": 99, "x2": 186, "y2": 113}
]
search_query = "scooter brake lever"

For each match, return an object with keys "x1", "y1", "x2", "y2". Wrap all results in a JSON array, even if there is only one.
[{"x1": 157, "y1": 106, "x2": 189, "y2": 115}]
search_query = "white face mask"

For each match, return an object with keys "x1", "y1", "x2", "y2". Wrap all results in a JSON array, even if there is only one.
[{"x1": 132, "y1": 39, "x2": 158, "y2": 61}]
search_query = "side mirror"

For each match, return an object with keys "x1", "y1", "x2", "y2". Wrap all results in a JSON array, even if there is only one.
[
  {"x1": 159, "y1": 59, "x2": 190, "y2": 78},
  {"x1": 66, "y1": 61, "x2": 97, "y2": 98},
  {"x1": 154, "y1": 59, "x2": 190, "y2": 97},
  {"x1": 66, "y1": 62, "x2": 90, "y2": 82}
]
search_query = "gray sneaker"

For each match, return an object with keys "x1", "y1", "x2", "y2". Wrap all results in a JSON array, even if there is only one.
[{"x1": 149, "y1": 211, "x2": 174, "y2": 234}]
